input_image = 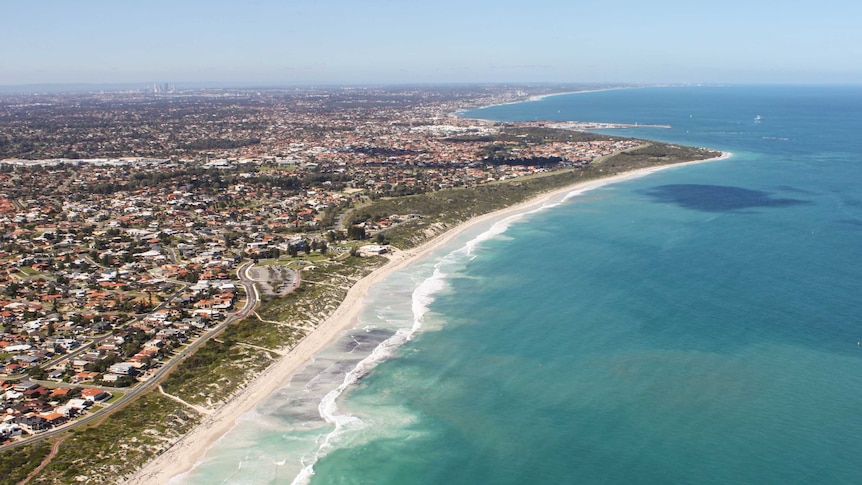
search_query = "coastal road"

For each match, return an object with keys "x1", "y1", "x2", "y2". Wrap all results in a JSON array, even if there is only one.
[{"x1": 2, "y1": 261, "x2": 260, "y2": 451}]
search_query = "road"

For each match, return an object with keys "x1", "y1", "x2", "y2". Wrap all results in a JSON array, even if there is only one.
[
  {"x1": 31, "y1": 280, "x2": 189, "y2": 373},
  {"x1": 1, "y1": 261, "x2": 259, "y2": 451}
]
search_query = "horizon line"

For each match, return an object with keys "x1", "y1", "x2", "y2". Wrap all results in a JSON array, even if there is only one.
[{"x1": 1, "y1": 81, "x2": 859, "y2": 96}]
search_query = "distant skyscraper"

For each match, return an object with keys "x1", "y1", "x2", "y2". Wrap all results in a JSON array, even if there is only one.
[{"x1": 152, "y1": 83, "x2": 174, "y2": 94}]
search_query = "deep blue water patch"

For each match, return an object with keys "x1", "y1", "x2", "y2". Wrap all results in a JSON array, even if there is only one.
[{"x1": 641, "y1": 184, "x2": 810, "y2": 212}]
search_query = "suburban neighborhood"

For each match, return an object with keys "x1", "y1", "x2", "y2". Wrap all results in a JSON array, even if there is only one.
[{"x1": 0, "y1": 85, "x2": 652, "y2": 455}]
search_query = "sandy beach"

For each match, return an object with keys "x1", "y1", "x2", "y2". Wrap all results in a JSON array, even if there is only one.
[
  {"x1": 454, "y1": 85, "x2": 651, "y2": 118},
  {"x1": 125, "y1": 150, "x2": 732, "y2": 485},
  {"x1": 526, "y1": 85, "x2": 648, "y2": 103}
]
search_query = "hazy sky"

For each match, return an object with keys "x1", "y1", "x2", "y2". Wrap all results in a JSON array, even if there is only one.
[{"x1": 3, "y1": 0, "x2": 861, "y2": 85}]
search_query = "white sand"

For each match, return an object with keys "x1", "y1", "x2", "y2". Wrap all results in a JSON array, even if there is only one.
[{"x1": 125, "y1": 151, "x2": 732, "y2": 484}]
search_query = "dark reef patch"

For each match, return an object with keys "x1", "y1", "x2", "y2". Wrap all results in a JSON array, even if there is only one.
[{"x1": 641, "y1": 184, "x2": 810, "y2": 212}]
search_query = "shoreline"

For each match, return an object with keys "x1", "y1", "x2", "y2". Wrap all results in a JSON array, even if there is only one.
[
  {"x1": 449, "y1": 86, "x2": 628, "y2": 118},
  {"x1": 526, "y1": 85, "x2": 651, "y2": 103},
  {"x1": 126, "y1": 149, "x2": 733, "y2": 485},
  {"x1": 453, "y1": 85, "x2": 655, "y2": 118}
]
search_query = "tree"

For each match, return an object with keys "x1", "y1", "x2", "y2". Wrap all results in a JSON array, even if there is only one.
[
  {"x1": 28, "y1": 366, "x2": 47, "y2": 380},
  {"x1": 347, "y1": 226, "x2": 366, "y2": 240},
  {"x1": 4, "y1": 281, "x2": 20, "y2": 296}
]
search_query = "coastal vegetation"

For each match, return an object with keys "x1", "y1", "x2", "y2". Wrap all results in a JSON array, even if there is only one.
[
  {"x1": 357, "y1": 141, "x2": 719, "y2": 248},
  {"x1": 23, "y1": 394, "x2": 201, "y2": 485},
  {"x1": 161, "y1": 337, "x2": 278, "y2": 408},
  {"x1": 257, "y1": 255, "x2": 385, "y2": 324},
  {"x1": 0, "y1": 442, "x2": 50, "y2": 484}
]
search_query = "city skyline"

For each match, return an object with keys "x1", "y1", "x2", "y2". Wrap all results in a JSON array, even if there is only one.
[{"x1": 3, "y1": 0, "x2": 862, "y2": 86}]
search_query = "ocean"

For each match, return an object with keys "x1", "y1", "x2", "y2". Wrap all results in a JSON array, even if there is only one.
[{"x1": 173, "y1": 85, "x2": 862, "y2": 484}]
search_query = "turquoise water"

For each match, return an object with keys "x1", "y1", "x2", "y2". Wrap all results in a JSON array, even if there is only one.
[{"x1": 175, "y1": 86, "x2": 862, "y2": 484}]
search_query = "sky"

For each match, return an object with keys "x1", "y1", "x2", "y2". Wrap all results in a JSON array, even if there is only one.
[{"x1": 3, "y1": 0, "x2": 861, "y2": 86}]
